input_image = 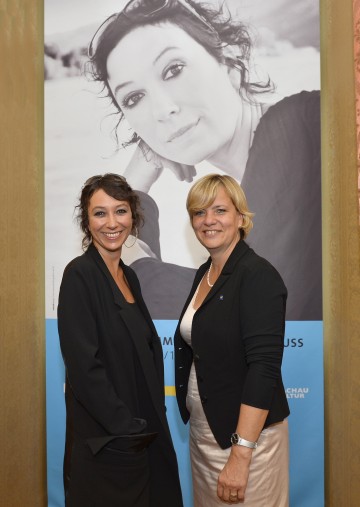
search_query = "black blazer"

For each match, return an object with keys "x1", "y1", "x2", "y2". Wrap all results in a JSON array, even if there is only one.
[
  {"x1": 175, "y1": 240, "x2": 290, "y2": 449},
  {"x1": 58, "y1": 244, "x2": 182, "y2": 506}
]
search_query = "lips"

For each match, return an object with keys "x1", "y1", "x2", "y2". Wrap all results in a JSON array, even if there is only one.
[
  {"x1": 167, "y1": 119, "x2": 199, "y2": 142},
  {"x1": 103, "y1": 231, "x2": 121, "y2": 239}
]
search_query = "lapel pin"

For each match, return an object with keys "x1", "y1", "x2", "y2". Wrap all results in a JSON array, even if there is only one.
[{"x1": 219, "y1": 295, "x2": 224, "y2": 300}]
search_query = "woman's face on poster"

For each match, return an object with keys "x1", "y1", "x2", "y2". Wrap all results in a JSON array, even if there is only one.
[{"x1": 106, "y1": 23, "x2": 241, "y2": 165}]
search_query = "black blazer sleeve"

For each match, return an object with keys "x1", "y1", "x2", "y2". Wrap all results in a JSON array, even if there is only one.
[{"x1": 239, "y1": 261, "x2": 287, "y2": 409}]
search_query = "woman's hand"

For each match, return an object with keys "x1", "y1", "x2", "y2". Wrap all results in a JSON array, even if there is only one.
[
  {"x1": 123, "y1": 141, "x2": 196, "y2": 193},
  {"x1": 217, "y1": 446, "x2": 253, "y2": 504}
]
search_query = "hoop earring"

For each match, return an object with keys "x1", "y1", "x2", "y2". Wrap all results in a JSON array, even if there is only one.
[{"x1": 124, "y1": 227, "x2": 138, "y2": 248}]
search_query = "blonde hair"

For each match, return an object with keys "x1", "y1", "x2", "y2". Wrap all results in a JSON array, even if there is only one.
[{"x1": 186, "y1": 174, "x2": 254, "y2": 239}]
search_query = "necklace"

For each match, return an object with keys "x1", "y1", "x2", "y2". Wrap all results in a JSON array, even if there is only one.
[{"x1": 206, "y1": 262, "x2": 214, "y2": 287}]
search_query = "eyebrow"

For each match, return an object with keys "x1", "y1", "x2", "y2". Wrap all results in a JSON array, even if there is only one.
[
  {"x1": 91, "y1": 206, "x2": 107, "y2": 211},
  {"x1": 91, "y1": 203, "x2": 129, "y2": 210},
  {"x1": 113, "y1": 80, "x2": 133, "y2": 96},
  {"x1": 153, "y1": 46, "x2": 178, "y2": 64},
  {"x1": 112, "y1": 46, "x2": 179, "y2": 97}
]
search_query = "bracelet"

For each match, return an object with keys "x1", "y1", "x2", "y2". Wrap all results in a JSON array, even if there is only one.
[{"x1": 230, "y1": 433, "x2": 258, "y2": 449}]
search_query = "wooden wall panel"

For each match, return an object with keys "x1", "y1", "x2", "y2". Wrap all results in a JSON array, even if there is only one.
[
  {"x1": 321, "y1": 0, "x2": 360, "y2": 505},
  {"x1": 0, "y1": 0, "x2": 46, "y2": 506}
]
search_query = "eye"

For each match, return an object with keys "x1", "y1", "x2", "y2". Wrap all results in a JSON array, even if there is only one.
[
  {"x1": 116, "y1": 208, "x2": 128, "y2": 215},
  {"x1": 94, "y1": 211, "x2": 105, "y2": 217},
  {"x1": 121, "y1": 91, "x2": 145, "y2": 109},
  {"x1": 215, "y1": 208, "x2": 226, "y2": 214},
  {"x1": 193, "y1": 210, "x2": 205, "y2": 217},
  {"x1": 163, "y1": 63, "x2": 185, "y2": 81}
]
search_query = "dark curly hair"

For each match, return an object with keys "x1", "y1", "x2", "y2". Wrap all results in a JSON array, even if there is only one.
[
  {"x1": 86, "y1": 0, "x2": 272, "y2": 149},
  {"x1": 76, "y1": 173, "x2": 143, "y2": 250}
]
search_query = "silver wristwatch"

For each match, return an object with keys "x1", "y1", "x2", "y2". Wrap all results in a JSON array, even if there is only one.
[{"x1": 230, "y1": 433, "x2": 258, "y2": 449}]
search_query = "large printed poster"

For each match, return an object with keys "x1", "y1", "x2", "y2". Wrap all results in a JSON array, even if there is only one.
[{"x1": 45, "y1": 1, "x2": 323, "y2": 506}]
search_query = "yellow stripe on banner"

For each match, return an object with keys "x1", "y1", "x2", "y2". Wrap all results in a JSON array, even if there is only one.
[{"x1": 165, "y1": 386, "x2": 176, "y2": 396}]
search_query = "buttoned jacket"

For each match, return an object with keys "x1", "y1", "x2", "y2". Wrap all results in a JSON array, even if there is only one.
[{"x1": 175, "y1": 240, "x2": 290, "y2": 449}]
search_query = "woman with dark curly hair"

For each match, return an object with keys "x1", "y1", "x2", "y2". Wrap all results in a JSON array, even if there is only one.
[
  {"x1": 57, "y1": 173, "x2": 183, "y2": 507},
  {"x1": 87, "y1": 0, "x2": 321, "y2": 322}
]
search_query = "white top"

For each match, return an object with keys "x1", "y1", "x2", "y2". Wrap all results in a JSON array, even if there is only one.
[{"x1": 180, "y1": 278, "x2": 203, "y2": 348}]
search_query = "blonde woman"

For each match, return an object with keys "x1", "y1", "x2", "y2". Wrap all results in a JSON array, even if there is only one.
[{"x1": 175, "y1": 174, "x2": 289, "y2": 506}]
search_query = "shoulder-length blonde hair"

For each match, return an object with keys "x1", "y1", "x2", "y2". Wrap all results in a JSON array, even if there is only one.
[{"x1": 186, "y1": 174, "x2": 254, "y2": 239}]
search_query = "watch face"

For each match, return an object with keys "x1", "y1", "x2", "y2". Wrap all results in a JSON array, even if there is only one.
[{"x1": 231, "y1": 433, "x2": 239, "y2": 445}]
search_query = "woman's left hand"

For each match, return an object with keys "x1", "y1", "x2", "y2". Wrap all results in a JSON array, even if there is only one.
[{"x1": 217, "y1": 446, "x2": 253, "y2": 504}]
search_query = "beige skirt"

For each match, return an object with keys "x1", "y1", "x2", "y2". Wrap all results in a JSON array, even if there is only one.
[{"x1": 186, "y1": 364, "x2": 289, "y2": 507}]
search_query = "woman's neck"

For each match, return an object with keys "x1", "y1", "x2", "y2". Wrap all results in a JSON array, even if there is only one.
[
  {"x1": 94, "y1": 244, "x2": 135, "y2": 303},
  {"x1": 208, "y1": 236, "x2": 241, "y2": 276},
  {"x1": 96, "y1": 245, "x2": 122, "y2": 279},
  {"x1": 207, "y1": 99, "x2": 263, "y2": 181}
]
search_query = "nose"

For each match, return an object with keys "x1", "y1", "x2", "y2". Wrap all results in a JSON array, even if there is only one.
[
  {"x1": 151, "y1": 89, "x2": 180, "y2": 122},
  {"x1": 203, "y1": 211, "x2": 216, "y2": 226},
  {"x1": 106, "y1": 213, "x2": 117, "y2": 229}
]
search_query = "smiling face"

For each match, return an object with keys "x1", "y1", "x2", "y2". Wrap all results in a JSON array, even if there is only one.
[
  {"x1": 106, "y1": 23, "x2": 241, "y2": 165},
  {"x1": 88, "y1": 189, "x2": 133, "y2": 256},
  {"x1": 191, "y1": 185, "x2": 243, "y2": 257}
]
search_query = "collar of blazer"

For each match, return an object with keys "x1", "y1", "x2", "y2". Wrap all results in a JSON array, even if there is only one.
[
  {"x1": 185, "y1": 240, "x2": 251, "y2": 314},
  {"x1": 86, "y1": 244, "x2": 158, "y2": 336}
]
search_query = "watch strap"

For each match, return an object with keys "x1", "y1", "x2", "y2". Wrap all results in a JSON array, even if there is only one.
[{"x1": 231, "y1": 433, "x2": 258, "y2": 449}]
